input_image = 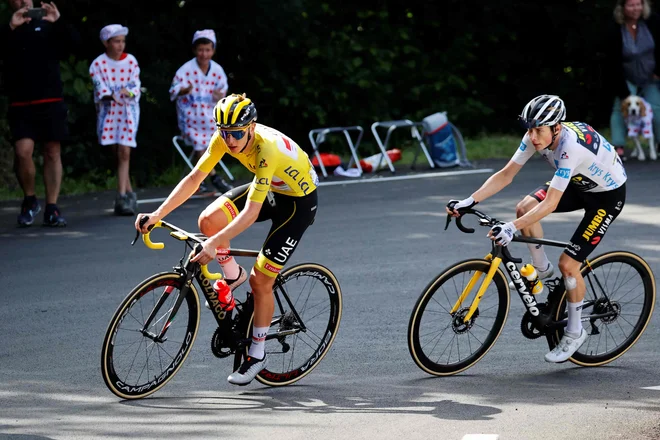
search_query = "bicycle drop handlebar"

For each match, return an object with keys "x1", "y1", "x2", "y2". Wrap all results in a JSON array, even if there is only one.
[
  {"x1": 444, "y1": 207, "x2": 501, "y2": 234},
  {"x1": 132, "y1": 216, "x2": 223, "y2": 280},
  {"x1": 444, "y1": 208, "x2": 524, "y2": 263}
]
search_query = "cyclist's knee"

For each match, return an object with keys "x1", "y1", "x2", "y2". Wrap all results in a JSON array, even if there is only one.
[
  {"x1": 558, "y1": 254, "x2": 581, "y2": 277},
  {"x1": 516, "y1": 197, "x2": 537, "y2": 218},
  {"x1": 249, "y1": 270, "x2": 275, "y2": 296},
  {"x1": 198, "y1": 208, "x2": 227, "y2": 236}
]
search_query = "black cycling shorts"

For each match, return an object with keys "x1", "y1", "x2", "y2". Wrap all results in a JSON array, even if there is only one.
[
  {"x1": 218, "y1": 183, "x2": 318, "y2": 277},
  {"x1": 8, "y1": 100, "x2": 69, "y2": 143},
  {"x1": 529, "y1": 182, "x2": 626, "y2": 262}
]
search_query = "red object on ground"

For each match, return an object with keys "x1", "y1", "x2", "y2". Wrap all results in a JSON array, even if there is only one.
[{"x1": 359, "y1": 149, "x2": 402, "y2": 173}]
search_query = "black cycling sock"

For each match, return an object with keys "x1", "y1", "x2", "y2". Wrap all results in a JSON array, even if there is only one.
[
  {"x1": 45, "y1": 203, "x2": 58, "y2": 213},
  {"x1": 24, "y1": 195, "x2": 37, "y2": 204}
]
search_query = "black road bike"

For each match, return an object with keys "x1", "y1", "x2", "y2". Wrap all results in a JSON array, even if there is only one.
[
  {"x1": 408, "y1": 208, "x2": 655, "y2": 376},
  {"x1": 101, "y1": 220, "x2": 342, "y2": 399}
]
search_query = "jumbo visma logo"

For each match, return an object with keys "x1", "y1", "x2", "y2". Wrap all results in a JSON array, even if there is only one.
[{"x1": 582, "y1": 209, "x2": 609, "y2": 242}]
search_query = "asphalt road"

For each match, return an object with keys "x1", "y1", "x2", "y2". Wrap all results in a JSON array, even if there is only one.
[{"x1": 2, "y1": 158, "x2": 660, "y2": 440}]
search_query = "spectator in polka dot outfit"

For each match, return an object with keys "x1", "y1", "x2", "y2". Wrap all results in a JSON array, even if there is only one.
[
  {"x1": 169, "y1": 29, "x2": 231, "y2": 194},
  {"x1": 89, "y1": 24, "x2": 141, "y2": 215}
]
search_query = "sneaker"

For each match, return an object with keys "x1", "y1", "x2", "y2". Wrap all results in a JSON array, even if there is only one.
[
  {"x1": 509, "y1": 262, "x2": 554, "y2": 291},
  {"x1": 205, "y1": 266, "x2": 248, "y2": 309},
  {"x1": 43, "y1": 205, "x2": 67, "y2": 227},
  {"x1": 114, "y1": 193, "x2": 135, "y2": 216},
  {"x1": 227, "y1": 355, "x2": 267, "y2": 386},
  {"x1": 17, "y1": 198, "x2": 41, "y2": 227},
  {"x1": 211, "y1": 174, "x2": 233, "y2": 194},
  {"x1": 544, "y1": 328, "x2": 587, "y2": 363},
  {"x1": 127, "y1": 191, "x2": 138, "y2": 214}
]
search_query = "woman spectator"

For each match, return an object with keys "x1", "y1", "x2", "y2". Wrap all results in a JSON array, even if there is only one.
[{"x1": 606, "y1": 0, "x2": 660, "y2": 159}]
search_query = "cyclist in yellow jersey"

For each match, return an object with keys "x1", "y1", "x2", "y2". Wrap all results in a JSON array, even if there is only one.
[{"x1": 135, "y1": 93, "x2": 319, "y2": 385}]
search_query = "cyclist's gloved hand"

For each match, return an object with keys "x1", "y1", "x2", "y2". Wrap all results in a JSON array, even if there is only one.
[
  {"x1": 488, "y1": 221, "x2": 517, "y2": 246},
  {"x1": 446, "y1": 196, "x2": 478, "y2": 217},
  {"x1": 135, "y1": 213, "x2": 160, "y2": 234}
]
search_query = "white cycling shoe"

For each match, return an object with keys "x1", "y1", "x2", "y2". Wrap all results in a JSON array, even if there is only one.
[
  {"x1": 227, "y1": 355, "x2": 268, "y2": 386},
  {"x1": 205, "y1": 266, "x2": 248, "y2": 310},
  {"x1": 544, "y1": 328, "x2": 587, "y2": 363},
  {"x1": 509, "y1": 262, "x2": 554, "y2": 291}
]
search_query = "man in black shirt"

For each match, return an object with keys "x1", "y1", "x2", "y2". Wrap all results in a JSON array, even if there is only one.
[{"x1": 1, "y1": 1, "x2": 79, "y2": 226}]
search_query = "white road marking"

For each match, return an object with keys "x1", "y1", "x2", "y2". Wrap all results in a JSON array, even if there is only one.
[
  {"x1": 462, "y1": 435, "x2": 499, "y2": 440},
  {"x1": 136, "y1": 168, "x2": 493, "y2": 205},
  {"x1": 641, "y1": 385, "x2": 660, "y2": 390}
]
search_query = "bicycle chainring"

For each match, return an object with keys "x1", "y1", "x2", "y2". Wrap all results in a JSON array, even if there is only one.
[
  {"x1": 211, "y1": 326, "x2": 235, "y2": 358},
  {"x1": 452, "y1": 307, "x2": 479, "y2": 334},
  {"x1": 520, "y1": 302, "x2": 549, "y2": 339}
]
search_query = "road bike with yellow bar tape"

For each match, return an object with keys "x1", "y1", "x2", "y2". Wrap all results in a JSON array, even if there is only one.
[
  {"x1": 408, "y1": 208, "x2": 655, "y2": 376},
  {"x1": 101, "y1": 218, "x2": 342, "y2": 399}
]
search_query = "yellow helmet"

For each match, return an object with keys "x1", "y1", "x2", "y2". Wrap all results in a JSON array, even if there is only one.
[{"x1": 213, "y1": 93, "x2": 258, "y2": 129}]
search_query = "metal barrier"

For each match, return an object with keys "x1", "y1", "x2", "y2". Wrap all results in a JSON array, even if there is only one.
[
  {"x1": 172, "y1": 136, "x2": 234, "y2": 181},
  {"x1": 308, "y1": 126, "x2": 364, "y2": 178},
  {"x1": 370, "y1": 120, "x2": 435, "y2": 173}
]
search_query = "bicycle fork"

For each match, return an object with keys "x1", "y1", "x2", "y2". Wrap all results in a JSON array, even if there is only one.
[{"x1": 450, "y1": 254, "x2": 500, "y2": 322}]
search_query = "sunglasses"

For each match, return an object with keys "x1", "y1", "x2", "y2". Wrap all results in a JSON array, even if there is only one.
[{"x1": 219, "y1": 127, "x2": 249, "y2": 140}]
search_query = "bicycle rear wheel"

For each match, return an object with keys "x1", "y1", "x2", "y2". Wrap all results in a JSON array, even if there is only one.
[
  {"x1": 408, "y1": 259, "x2": 510, "y2": 376},
  {"x1": 243, "y1": 263, "x2": 342, "y2": 386},
  {"x1": 553, "y1": 251, "x2": 655, "y2": 366},
  {"x1": 101, "y1": 272, "x2": 200, "y2": 399}
]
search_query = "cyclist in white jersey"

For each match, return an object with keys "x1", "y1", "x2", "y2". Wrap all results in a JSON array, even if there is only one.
[{"x1": 446, "y1": 95, "x2": 627, "y2": 363}]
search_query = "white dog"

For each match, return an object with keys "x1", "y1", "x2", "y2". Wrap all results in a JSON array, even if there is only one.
[{"x1": 621, "y1": 95, "x2": 657, "y2": 161}]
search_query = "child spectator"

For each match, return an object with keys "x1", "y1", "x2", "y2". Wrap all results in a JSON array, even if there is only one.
[
  {"x1": 89, "y1": 24, "x2": 141, "y2": 215},
  {"x1": 169, "y1": 29, "x2": 231, "y2": 194}
]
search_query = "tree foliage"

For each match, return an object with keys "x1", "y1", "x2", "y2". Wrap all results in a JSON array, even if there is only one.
[{"x1": 0, "y1": 0, "x2": 616, "y2": 188}]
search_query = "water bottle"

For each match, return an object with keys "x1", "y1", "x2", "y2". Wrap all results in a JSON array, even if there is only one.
[
  {"x1": 212, "y1": 279, "x2": 235, "y2": 311},
  {"x1": 520, "y1": 264, "x2": 544, "y2": 295}
]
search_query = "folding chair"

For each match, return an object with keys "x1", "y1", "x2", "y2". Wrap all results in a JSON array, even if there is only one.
[
  {"x1": 308, "y1": 126, "x2": 365, "y2": 178},
  {"x1": 370, "y1": 120, "x2": 435, "y2": 173}
]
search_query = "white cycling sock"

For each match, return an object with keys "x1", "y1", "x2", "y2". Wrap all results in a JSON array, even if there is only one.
[
  {"x1": 248, "y1": 326, "x2": 269, "y2": 360},
  {"x1": 527, "y1": 243, "x2": 551, "y2": 271},
  {"x1": 217, "y1": 254, "x2": 240, "y2": 280},
  {"x1": 566, "y1": 300, "x2": 584, "y2": 336}
]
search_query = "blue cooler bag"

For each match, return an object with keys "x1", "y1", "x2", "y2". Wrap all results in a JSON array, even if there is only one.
[{"x1": 423, "y1": 112, "x2": 460, "y2": 168}]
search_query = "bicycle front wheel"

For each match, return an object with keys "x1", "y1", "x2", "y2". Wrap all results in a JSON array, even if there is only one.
[
  {"x1": 101, "y1": 272, "x2": 201, "y2": 399},
  {"x1": 408, "y1": 259, "x2": 510, "y2": 376},
  {"x1": 553, "y1": 251, "x2": 655, "y2": 366},
  {"x1": 245, "y1": 263, "x2": 342, "y2": 386}
]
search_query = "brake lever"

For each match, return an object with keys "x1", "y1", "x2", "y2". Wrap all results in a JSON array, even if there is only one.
[
  {"x1": 444, "y1": 214, "x2": 452, "y2": 231},
  {"x1": 131, "y1": 216, "x2": 152, "y2": 246}
]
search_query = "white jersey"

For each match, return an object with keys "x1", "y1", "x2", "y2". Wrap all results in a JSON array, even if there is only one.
[
  {"x1": 169, "y1": 59, "x2": 228, "y2": 151},
  {"x1": 511, "y1": 122, "x2": 627, "y2": 193},
  {"x1": 89, "y1": 53, "x2": 141, "y2": 147}
]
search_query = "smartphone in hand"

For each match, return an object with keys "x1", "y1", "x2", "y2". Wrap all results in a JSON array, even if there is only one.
[{"x1": 24, "y1": 8, "x2": 46, "y2": 20}]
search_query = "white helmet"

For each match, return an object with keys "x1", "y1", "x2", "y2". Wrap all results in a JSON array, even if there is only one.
[{"x1": 519, "y1": 95, "x2": 566, "y2": 129}]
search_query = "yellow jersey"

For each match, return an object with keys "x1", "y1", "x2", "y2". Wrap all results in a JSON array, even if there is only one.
[{"x1": 196, "y1": 124, "x2": 319, "y2": 203}]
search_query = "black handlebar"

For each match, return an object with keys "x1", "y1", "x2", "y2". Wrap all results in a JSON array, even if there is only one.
[
  {"x1": 444, "y1": 208, "x2": 523, "y2": 263},
  {"x1": 444, "y1": 208, "x2": 500, "y2": 233}
]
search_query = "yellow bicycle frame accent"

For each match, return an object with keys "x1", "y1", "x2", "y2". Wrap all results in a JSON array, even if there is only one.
[
  {"x1": 448, "y1": 253, "x2": 502, "y2": 322},
  {"x1": 141, "y1": 221, "x2": 223, "y2": 280}
]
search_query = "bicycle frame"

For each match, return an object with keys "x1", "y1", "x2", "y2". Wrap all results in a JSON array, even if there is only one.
[
  {"x1": 446, "y1": 209, "x2": 617, "y2": 334},
  {"x1": 135, "y1": 220, "x2": 307, "y2": 347}
]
